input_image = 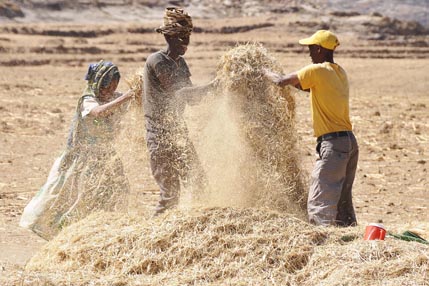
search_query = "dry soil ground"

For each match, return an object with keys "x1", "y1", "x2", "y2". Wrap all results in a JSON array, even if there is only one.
[{"x1": 0, "y1": 16, "x2": 428, "y2": 280}]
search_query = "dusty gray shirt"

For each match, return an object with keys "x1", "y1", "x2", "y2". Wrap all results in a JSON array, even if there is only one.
[{"x1": 143, "y1": 50, "x2": 192, "y2": 134}]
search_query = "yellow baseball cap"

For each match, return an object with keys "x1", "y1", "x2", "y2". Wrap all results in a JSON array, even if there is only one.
[{"x1": 299, "y1": 30, "x2": 340, "y2": 50}]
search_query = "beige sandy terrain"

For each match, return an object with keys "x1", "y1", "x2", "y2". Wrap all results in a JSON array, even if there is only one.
[{"x1": 0, "y1": 2, "x2": 428, "y2": 284}]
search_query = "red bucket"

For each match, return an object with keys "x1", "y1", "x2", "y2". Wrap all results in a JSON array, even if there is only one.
[{"x1": 364, "y1": 223, "x2": 386, "y2": 240}]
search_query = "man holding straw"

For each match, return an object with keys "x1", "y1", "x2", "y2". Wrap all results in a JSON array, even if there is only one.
[
  {"x1": 264, "y1": 30, "x2": 358, "y2": 227},
  {"x1": 142, "y1": 7, "x2": 216, "y2": 214}
]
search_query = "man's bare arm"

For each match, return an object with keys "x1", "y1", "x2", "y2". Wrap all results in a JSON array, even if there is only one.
[
  {"x1": 263, "y1": 69, "x2": 304, "y2": 90},
  {"x1": 175, "y1": 78, "x2": 218, "y2": 105}
]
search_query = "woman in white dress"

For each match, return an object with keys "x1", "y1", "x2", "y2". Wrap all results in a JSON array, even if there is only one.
[{"x1": 20, "y1": 60, "x2": 134, "y2": 240}]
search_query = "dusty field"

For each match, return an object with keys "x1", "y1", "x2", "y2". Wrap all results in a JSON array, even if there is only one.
[{"x1": 0, "y1": 15, "x2": 428, "y2": 284}]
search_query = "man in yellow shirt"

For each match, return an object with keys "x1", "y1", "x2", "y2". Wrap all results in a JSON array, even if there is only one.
[{"x1": 264, "y1": 30, "x2": 358, "y2": 227}]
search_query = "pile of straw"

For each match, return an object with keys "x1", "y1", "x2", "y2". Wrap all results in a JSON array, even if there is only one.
[
  {"x1": 215, "y1": 43, "x2": 306, "y2": 212},
  {"x1": 10, "y1": 208, "x2": 428, "y2": 286}
]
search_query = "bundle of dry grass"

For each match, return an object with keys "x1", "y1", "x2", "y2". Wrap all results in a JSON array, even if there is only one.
[
  {"x1": 125, "y1": 69, "x2": 144, "y2": 107},
  {"x1": 13, "y1": 208, "x2": 428, "y2": 286},
  {"x1": 216, "y1": 42, "x2": 296, "y2": 118},
  {"x1": 215, "y1": 43, "x2": 306, "y2": 212}
]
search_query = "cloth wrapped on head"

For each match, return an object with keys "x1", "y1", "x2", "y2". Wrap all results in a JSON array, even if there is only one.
[
  {"x1": 84, "y1": 60, "x2": 120, "y2": 97},
  {"x1": 155, "y1": 7, "x2": 193, "y2": 37}
]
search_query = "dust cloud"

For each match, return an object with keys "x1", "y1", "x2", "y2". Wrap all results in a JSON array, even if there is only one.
[{"x1": 191, "y1": 93, "x2": 257, "y2": 208}]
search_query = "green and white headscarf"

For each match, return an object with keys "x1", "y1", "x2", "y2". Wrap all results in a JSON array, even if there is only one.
[{"x1": 84, "y1": 60, "x2": 120, "y2": 97}]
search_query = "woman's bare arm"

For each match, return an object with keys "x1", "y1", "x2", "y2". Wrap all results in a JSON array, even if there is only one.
[{"x1": 89, "y1": 90, "x2": 134, "y2": 118}]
